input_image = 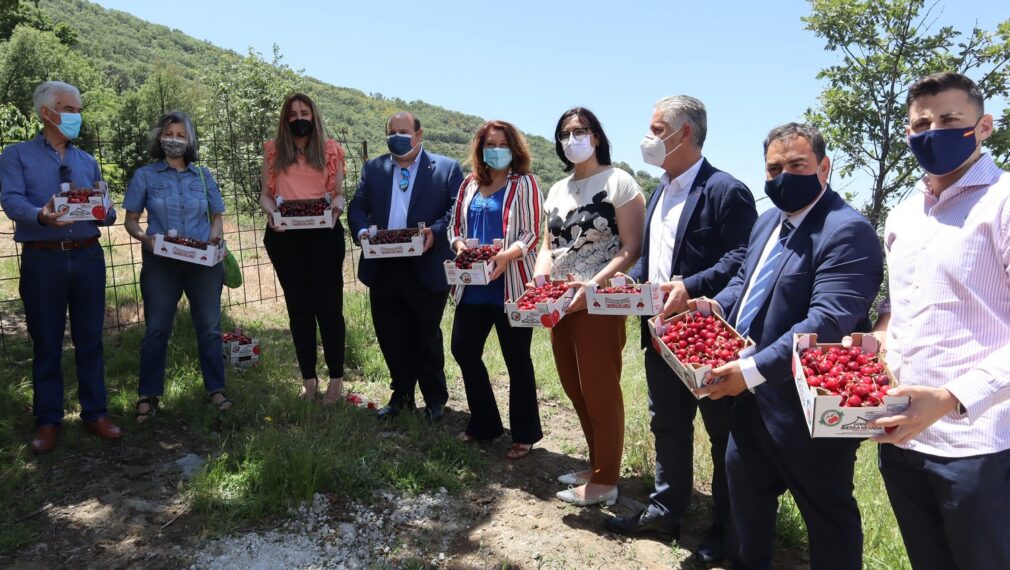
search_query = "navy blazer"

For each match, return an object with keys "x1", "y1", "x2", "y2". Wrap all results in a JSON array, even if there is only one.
[
  {"x1": 347, "y1": 149, "x2": 464, "y2": 292},
  {"x1": 628, "y1": 159, "x2": 757, "y2": 347},
  {"x1": 713, "y1": 187, "x2": 884, "y2": 447}
]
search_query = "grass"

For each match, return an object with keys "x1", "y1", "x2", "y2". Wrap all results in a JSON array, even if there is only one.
[{"x1": 0, "y1": 289, "x2": 910, "y2": 567}]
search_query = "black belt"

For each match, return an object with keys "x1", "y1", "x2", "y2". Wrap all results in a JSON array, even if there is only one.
[{"x1": 21, "y1": 237, "x2": 100, "y2": 251}]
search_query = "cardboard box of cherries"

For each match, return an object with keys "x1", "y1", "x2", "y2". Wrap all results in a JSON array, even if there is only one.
[
  {"x1": 222, "y1": 328, "x2": 260, "y2": 370},
  {"x1": 793, "y1": 332, "x2": 910, "y2": 438},
  {"x1": 153, "y1": 230, "x2": 227, "y2": 267},
  {"x1": 52, "y1": 181, "x2": 111, "y2": 222},
  {"x1": 444, "y1": 238, "x2": 504, "y2": 286},
  {"x1": 505, "y1": 275, "x2": 576, "y2": 328},
  {"x1": 585, "y1": 275, "x2": 669, "y2": 316},
  {"x1": 271, "y1": 194, "x2": 338, "y2": 230},
  {"x1": 649, "y1": 298, "x2": 755, "y2": 399},
  {"x1": 360, "y1": 223, "x2": 426, "y2": 259}
]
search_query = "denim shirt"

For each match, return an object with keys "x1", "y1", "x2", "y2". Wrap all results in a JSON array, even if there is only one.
[
  {"x1": 0, "y1": 133, "x2": 116, "y2": 242},
  {"x1": 123, "y1": 161, "x2": 225, "y2": 241}
]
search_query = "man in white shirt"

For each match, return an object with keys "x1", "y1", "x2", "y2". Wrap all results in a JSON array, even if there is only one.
[
  {"x1": 871, "y1": 71, "x2": 1010, "y2": 569},
  {"x1": 607, "y1": 96, "x2": 756, "y2": 565}
]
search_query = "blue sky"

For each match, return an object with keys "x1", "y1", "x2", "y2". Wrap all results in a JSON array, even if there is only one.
[{"x1": 93, "y1": 0, "x2": 1007, "y2": 208}]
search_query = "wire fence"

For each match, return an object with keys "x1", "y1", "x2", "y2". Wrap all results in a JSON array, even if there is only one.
[{"x1": 0, "y1": 125, "x2": 368, "y2": 350}]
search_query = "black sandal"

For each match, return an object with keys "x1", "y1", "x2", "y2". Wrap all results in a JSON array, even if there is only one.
[
  {"x1": 135, "y1": 396, "x2": 159, "y2": 423},
  {"x1": 208, "y1": 391, "x2": 233, "y2": 412}
]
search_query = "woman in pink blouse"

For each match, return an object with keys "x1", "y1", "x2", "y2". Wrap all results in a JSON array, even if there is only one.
[{"x1": 260, "y1": 93, "x2": 347, "y2": 404}]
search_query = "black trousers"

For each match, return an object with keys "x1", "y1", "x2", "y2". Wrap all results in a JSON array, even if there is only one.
[
  {"x1": 644, "y1": 348, "x2": 731, "y2": 527},
  {"x1": 264, "y1": 223, "x2": 346, "y2": 380},
  {"x1": 879, "y1": 443, "x2": 1010, "y2": 570},
  {"x1": 451, "y1": 302, "x2": 542, "y2": 444},
  {"x1": 368, "y1": 259, "x2": 448, "y2": 408}
]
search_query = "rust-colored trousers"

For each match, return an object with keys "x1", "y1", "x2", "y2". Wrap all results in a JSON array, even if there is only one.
[{"x1": 550, "y1": 309, "x2": 627, "y2": 485}]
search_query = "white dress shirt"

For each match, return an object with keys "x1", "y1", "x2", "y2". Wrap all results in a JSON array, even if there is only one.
[
  {"x1": 356, "y1": 148, "x2": 424, "y2": 241},
  {"x1": 648, "y1": 157, "x2": 704, "y2": 283},
  {"x1": 737, "y1": 188, "x2": 826, "y2": 390}
]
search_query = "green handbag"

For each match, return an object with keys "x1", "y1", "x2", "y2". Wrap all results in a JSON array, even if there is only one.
[{"x1": 197, "y1": 167, "x2": 242, "y2": 288}]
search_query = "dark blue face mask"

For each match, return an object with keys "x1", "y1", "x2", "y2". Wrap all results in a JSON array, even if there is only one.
[
  {"x1": 387, "y1": 133, "x2": 414, "y2": 157},
  {"x1": 764, "y1": 171, "x2": 824, "y2": 213},
  {"x1": 907, "y1": 120, "x2": 980, "y2": 175}
]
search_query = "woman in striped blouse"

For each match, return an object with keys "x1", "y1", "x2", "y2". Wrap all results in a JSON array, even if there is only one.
[{"x1": 447, "y1": 120, "x2": 544, "y2": 459}]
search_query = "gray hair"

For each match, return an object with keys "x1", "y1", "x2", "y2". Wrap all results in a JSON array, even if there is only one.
[
  {"x1": 654, "y1": 95, "x2": 707, "y2": 148},
  {"x1": 33, "y1": 81, "x2": 81, "y2": 118},
  {"x1": 148, "y1": 111, "x2": 200, "y2": 163},
  {"x1": 763, "y1": 122, "x2": 826, "y2": 162}
]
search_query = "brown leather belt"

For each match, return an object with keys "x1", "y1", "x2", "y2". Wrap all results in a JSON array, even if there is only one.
[{"x1": 22, "y1": 237, "x2": 100, "y2": 251}]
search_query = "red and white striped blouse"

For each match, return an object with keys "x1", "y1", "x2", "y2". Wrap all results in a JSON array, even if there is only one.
[{"x1": 448, "y1": 172, "x2": 543, "y2": 305}]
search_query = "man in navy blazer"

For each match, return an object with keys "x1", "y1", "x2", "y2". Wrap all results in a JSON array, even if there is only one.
[
  {"x1": 697, "y1": 123, "x2": 884, "y2": 570},
  {"x1": 347, "y1": 112, "x2": 463, "y2": 422},
  {"x1": 605, "y1": 96, "x2": 756, "y2": 565}
]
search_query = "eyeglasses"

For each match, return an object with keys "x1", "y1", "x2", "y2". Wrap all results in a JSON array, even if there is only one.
[
  {"x1": 59, "y1": 164, "x2": 72, "y2": 184},
  {"x1": 399, "y1": 168, "x2": 410, "y2": 191},
  {"x1": 557, "y1": 127, "x2": 592, "y2": 142}
]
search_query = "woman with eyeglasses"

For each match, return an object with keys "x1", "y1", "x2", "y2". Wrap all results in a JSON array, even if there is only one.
[
  {"x1": 260, "y1": 93, "x2": 347, "y2": 404},
  {"x1": 532, "y1": 107, "x2": 646, "y2": 506},
  {"x1": 123, "y1": 111, "x2": 230, "y2": 422},
  {"x1": 447, "y1": 120, "x2": 544, "y2": 459}
]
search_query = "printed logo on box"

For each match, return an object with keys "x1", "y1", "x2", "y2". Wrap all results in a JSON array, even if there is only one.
[
  {"x1": 840, "y1": 415, "x2": 874, "y2": 433},
  {"x1": 604, "y1": 298, "x2": 632, "y2": 309},
  {"x1": 171, "y1": 246, "x2": 197, "y2": 259},
  {"x1": 819, "y1": 410, "x2": 843, "y2": 427}
]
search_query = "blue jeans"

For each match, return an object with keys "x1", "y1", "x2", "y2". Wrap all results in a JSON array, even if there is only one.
[
  {"x1": 19, "y1": 243, "x2": 108, "y2": 426},
  {"x1": 138, "y1": 251, "x2": 225, "y2": 396}
]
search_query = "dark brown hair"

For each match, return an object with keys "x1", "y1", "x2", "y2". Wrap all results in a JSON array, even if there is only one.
[
  {"x1": 907, "y1": 72, "x2": 984, "y2": 114},
  {"x1": 469, "y1": 120, "x2": 532, "y2": 186},
  {"x1": 271, "y1": 93, "x2": 328, "y2": 175}
]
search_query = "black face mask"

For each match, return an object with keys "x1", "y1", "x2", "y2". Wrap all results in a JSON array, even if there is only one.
[
  {"x1": 288, "y1": 119, "x2": 313, "y2": 137},
  {"x1": 764, "y1": 171, "x2": 824, "y2": 213}
]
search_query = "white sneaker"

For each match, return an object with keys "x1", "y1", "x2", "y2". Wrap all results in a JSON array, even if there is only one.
[
  {"x1": 556, "y1": 486, "x2": 618, "y2": 507},
  {"x1": 557, "y1": 471, "x2": 588, "y2": 486}
]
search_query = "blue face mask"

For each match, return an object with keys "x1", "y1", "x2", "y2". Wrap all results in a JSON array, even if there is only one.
[
  {"x1": 387, "y1": 133, "x2": 414, "y2": 157},
  {"x1": 53, "y1": 111, "x2": 82, "y2": 140},
  {"x1": 907, "y1": 121, "x2": 980, "y2": 175},
  {"x1": 764, "y1": 171, "x2": 823, "y2": 213},
  {"x1": 483, "y1": 147, "x2": 512, "y2": 170}
]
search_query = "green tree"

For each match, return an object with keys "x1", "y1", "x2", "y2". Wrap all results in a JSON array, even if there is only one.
[
  {"x1": 0, "y1": 25, "x2": 99, "y2": 117},
  {"x1": 804, "y1": 0, "x2": 1010, "y2": 229}
]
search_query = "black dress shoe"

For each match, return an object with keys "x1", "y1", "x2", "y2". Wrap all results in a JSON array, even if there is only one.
[
  {"x1": 603, "y1": 508, "x2": 680, "y2": 540},
  {"x1": 377, "y1": 399, "x2": 415, "y2": 421},
  {"x1": 422, "y1": 405, "x2": 444, "y2": 423},
  {"x1": 693, "y1": 524, "x2": 727, "y2": 564}
]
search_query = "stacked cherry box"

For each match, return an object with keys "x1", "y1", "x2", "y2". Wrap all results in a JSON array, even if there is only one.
[
  {"x1": 153, "y1": 230, "x2": 227, "y2": 267},
  {"x1": 585, "y1": 275, "x2": 671, "y2": 316},
  {"x1": 793, "y1": 333, "x2": 909, "y2": 438},
  {"x1": 649, "y1": 298, "x2": 756, "y2": 399},
  {"x1": 444, "y1": 238, "x2": 504, "y2": 286},
  {"x1": 505, "y1": 275, "x2": 575, "y2": 328},
  {"x1": 271, "y1": 194, "x2": 335, "y2": 230},
  {"x1": 52, "y1": 181, "x2": 111, "y2": 222},
  {"x1": 222, "y1": 328, "x2": 260, "y2": 370},
  {"x1": 360, "y1": 224, "x2": 425, "y2": 259}
]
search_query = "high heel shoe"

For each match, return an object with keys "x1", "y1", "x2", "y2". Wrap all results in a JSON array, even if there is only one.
[
  {"x1": 557, "y1": 471, "x2": 589, "y2": 486},
  {"x1": 556, "y1": 485, "x2": 618, "y2": 507}
]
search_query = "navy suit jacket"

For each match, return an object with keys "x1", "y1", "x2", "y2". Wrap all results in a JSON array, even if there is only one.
[
  {"x1": 347, "y1": 149, "x2": 464, "y2": 293},
  {"x1": 628, "y1": 159, "x2": 757, "y2": 348},
  {"x1": 713, "y1": 187, "x2": 884, "y2": 447}
]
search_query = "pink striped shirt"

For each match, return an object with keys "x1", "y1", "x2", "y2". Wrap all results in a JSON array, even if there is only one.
[{"x1": 884, "y1": 154, "x2": 1010, "y2": 457}]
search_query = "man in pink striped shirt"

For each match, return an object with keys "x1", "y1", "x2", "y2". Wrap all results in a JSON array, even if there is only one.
[{"x1": 872, "y1": 72, "x2": 1010, "y2": 569}]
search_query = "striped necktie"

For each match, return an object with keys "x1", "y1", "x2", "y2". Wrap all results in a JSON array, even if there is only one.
[{"x1": 736, "y1": 220, "x2": 794, "y2": 338}]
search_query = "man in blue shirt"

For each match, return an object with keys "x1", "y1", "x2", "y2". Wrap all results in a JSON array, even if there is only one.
[{"x1": 0, "y1": 80, "x2": 123, "y2": 454}]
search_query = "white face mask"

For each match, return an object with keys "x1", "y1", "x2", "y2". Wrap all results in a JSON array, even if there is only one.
[
  {"x1": 640, "y1": 127, "x2": 684, "y2": 167},
  {"x1": 562, "y1": 134, "x2": 595, "y2": 164}
]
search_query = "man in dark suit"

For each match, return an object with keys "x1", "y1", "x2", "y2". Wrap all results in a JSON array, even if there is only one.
[
  {"x1": 347, "y1": 111, "x2": 463, "y2": 422},
  {"x1": 697, "y1": 123, "x2": 884, "y2": 570},
  {"x1": 604, "y1": 95, "x2": 756, "y2": 564}
]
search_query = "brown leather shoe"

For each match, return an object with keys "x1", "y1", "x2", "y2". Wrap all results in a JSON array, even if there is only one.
[
  {"x1": 30, "y1": 425, "x2": 61, "y2": 454},
  {"x1": 84, "y1": 417, "x2": 124, "y2": 441}
]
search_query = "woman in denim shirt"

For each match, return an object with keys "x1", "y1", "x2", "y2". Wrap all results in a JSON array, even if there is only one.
[{"x1": 123, "y1": 111, "x2": 229, "y2": 422}]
